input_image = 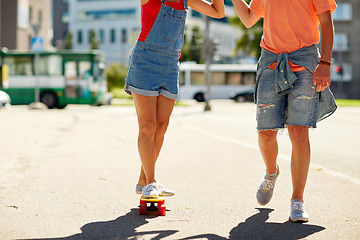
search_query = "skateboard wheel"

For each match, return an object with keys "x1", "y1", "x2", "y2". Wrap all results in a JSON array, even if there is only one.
[
  {"x1": 158, "y1": 205, "x2": 166, "y2": 216},
  {"x1": 139, "y1": 204, "x2": 147, "y2": 215},
  {"x1": 157, "y1": 200, "x2": 166, "y2": 216}
]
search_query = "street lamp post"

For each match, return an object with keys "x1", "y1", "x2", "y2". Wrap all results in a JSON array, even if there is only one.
[
  {"x1": 32, "y1": 24, "x2": 42, "y2": 104},
  {"x1": 203, "y1": 15, "x2": 211, "y2": 111}
]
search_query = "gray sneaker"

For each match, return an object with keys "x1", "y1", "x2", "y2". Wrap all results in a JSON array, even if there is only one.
[
  {"x1": 136, "y1": 183, "x2": 175, "y2": 197},
  {"x1": 289, "y1": 199, "x2": 309, "y2": 222},
  {"x1": 256, "y1": 165, "x2": 280, "y2": 205}
]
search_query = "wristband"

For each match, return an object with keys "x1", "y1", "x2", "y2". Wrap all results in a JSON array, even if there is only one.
[{"x1": 319, "y1": 60, "x2": 331, "y2": 66}]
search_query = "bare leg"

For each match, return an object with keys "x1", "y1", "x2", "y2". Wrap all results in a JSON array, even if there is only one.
[
  {"x1": 288, "y1": 125, "x2": 310, "y2": 201},
  {"x1": 133, "y1": 94, "x2": 175, "y2": 186},
  {"x1": 258, "y1": 130, "x2": 279, "y2": 174}
]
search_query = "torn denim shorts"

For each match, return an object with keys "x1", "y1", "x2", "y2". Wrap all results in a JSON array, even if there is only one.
[{"x1": 256, "y1": 68, "x2": 318, "y2": 131}]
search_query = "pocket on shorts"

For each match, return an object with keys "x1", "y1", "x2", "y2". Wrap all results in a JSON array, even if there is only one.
[
  {"x1": 129, "y1": 48, "x2": 145, "y2": 68},
  {"x1": 160, "y1": 14, "x2": 183, "y2": 42}
]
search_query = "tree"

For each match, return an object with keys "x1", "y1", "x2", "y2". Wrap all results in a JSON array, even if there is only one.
[
  {"x1": 89, "y1": 29, "x2": 99, "y2": 50},
  {"x1": 106, "y1": 63, "x2": 128, "y2": 90},
  {"x1": 229, "y1": 1, "x2": 263, "y2": 59},
  {"x1": 64, "y1": 31, "x2": 73, "y2": 50},
  {"x1": 180, "y1": 25, "x2": 203, "y2": 63}
]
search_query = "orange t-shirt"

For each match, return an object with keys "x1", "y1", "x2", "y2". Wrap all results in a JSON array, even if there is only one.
[{"x1": 250, "y1": 0, "x2": 337, "y2": 71}]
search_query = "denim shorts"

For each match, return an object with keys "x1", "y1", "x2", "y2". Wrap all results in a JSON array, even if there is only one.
[
  {"x1": 256, "y1": 68, "x2": 318, "y2": 130},
  {"x1": 124, "y1": 42, "x2": 180, "y2": 100}
]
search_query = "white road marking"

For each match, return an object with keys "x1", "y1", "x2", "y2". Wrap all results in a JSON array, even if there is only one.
[{"x1": 182, "y1": 124, "x2": 360, "y2": 185}]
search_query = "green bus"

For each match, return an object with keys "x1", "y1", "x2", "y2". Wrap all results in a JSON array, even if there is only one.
[{"x1": 0, "y1": 50, "x2": 109, "y2": 109}]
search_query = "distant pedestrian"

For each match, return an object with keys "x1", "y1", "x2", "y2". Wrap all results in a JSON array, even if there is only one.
[
  {"x1": 231, "y1": 0, "x2": 337, "y2": 222},
  {"x1": 124, "y1": 0, "x2": 225, "y2": 198}
]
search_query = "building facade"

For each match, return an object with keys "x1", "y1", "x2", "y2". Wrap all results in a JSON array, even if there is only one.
[
  {"x1": 52, "y1": 0, "x2": 69, "y2": 48},
  {"x1": 184, "y1": 1, "x2": 244, "y2": 64},
  {"x1": 0, "y1": 0, "x2": 52, "y2": 51},
  {"x1": 68, "y1": 0, "x2": 141, "y2": 64},
  {"x1": 68, "y1": 0, "x2": 243, "y2": 65},
  {"x1": 331, "y1": 0, "x2": 360, "y2": 99}
]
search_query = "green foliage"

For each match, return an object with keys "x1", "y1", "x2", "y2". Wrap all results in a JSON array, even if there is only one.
[
  {"x1": 106, "y1": 63, "x2": 128, "y2": 91},
  {"x1": 89, "y1": 29, "x2": 99, "y2": 50},
  {"x1": 64, "y1": 31, "x2": 72, "y2": 50},
  {"x1": 181, "y1": 26, "x2": 203, "y2": 63},
  {"x1": 229, "y1": 7, "x2": 263, "y2": 59},
  {"x1": 335, "y1": 99, "x2": 360, "y2": 107}
]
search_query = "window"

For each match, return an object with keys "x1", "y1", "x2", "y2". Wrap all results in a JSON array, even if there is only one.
[
  {"x1": 78, "y1": 30, "x2": 83, "y2": 44},
  {"x1": 333, "y1": 4, "x2": 352, "y2": 21},
  {"x1": 121, "y1": 29, "x2": 127, "y2": 43},
  {"x1": 99, "y1": 29, "x2": 105, "y2": 44},
  {"x1": 29, "y1": 7, "x2": 32, "y2": 22},
  {"x1": 334, "y1": 33, "x2": 349, "y2": 51},
  {"x1": 4, "y1": 56, "x2": 33, "y2": 76},
  {"x1": 62, "y1": 12, "x2": 69, "y2": 23},
  {"x1": 88, "y1": 30, "x2": 91, "y2": 43},
  {"x1": 110, "y1": 29, "x2": 116, "y2": 43},
  {"x1": 38, "y1": 56, "x2": 62, "y2": 76},
  {"x1": 77, "y1": 9, "x2": 136, "y2": 21}
]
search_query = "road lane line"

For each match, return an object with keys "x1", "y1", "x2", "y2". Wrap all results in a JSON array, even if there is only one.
[{"x1": 182, "y1": 124, "x2": 360, "y2": 185}]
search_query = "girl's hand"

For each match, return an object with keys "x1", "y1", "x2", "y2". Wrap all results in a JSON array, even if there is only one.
[{"x1": 188, "y1": 0, "x2": 225, "y2": 19}]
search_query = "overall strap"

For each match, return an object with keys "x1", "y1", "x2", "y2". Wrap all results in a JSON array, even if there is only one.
[
  {"x1": 183, "y1": 0, "x2": 188, "y2": 9},
  {"x1": 160, "y1": 0, "x2": 166, "y2": 3}
]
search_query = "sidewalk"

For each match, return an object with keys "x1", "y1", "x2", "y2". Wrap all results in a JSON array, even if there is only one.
[{"x1": 0, "y1": 103, "x2": 359, "y2": 239}]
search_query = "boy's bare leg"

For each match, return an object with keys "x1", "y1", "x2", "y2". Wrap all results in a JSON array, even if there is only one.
[
  {"x1": 258, "y1": 130, "x2": 279, "y2": 174},
  {"x1": 288, "y1": 125, "x2": 311, "y2": 202}
]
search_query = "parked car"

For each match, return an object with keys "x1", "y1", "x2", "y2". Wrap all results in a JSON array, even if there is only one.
[
  {"x1": 0, "y1": 90, "x2": 11, "y2": 108},
  {"x1": 230, "y1": 90, "x2": 255, "y2": 103}
]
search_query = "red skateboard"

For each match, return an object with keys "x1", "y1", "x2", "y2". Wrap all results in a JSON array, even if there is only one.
[{"x1": 139, "y1": 196, "x2": 166, "y2": 216}]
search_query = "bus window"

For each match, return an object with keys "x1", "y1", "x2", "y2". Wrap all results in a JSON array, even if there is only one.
[
  {"x1": 179, "y1": 71, "x2": 185, "y2": 86},
  {"x1": 79, "y1": 61, "x2": 91, "y2": 98},
  {"x1": 227, "y1": 72, "x2": 242, "y2": 85},
  {"x1": 79, "y1": 61, "x2": 91, "y2": 81},
  {"x1": 243, "y1": 72, "x2": 256, "y2": 85},
  {"x1": 65, "y1": 61, "x2": 77, "y2": 98},
  {"x1": 210, "y1": 72, "x2": 225, "y2": 85},
  {"x1": 190, "y1": 72, "x2": 204, "y2": 85},
  {"x1": 92, "y1": 62, "x2": 105, "y2": 82},
  {"x1": 37, "y1": 56, "x2": 62, "y2": 76},
  {"x1": 4, "y1": 56, "x2": 33, "y2": 76},
  {"x1": 47, "y1": 55, "x2": 62, "y2": 76}
]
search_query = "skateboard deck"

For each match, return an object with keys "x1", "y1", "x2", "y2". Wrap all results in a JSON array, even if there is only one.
[{"x1": 139, "y1": 195, "x2": 166, "y2": 216}]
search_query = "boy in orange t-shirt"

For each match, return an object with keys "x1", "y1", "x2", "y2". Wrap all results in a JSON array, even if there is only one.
[{"x1": 231, "y1": 0, "x2": 336, "y2": 222}]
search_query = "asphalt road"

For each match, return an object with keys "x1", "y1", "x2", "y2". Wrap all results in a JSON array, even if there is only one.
[{"x1": 0, "y1": 101, "x2": 359, "y2": 240}]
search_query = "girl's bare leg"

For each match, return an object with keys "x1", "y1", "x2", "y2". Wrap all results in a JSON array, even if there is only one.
[{"x1": 133, "y1": 94, "x2": 175, "y2": 186}]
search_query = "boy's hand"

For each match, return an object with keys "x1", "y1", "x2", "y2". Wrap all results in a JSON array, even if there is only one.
[{"x1": 313, "y1": 63, "x2": 331, "y2": 92}]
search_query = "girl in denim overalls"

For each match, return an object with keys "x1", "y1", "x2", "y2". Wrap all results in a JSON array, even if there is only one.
[{"x1": 125, "y1": 0, "x2": 225, "y2": 198}]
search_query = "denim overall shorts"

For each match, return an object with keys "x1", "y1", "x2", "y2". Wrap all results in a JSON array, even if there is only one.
[{"x1": 124, "y1": 0, "x2": 188, "y2": 100}]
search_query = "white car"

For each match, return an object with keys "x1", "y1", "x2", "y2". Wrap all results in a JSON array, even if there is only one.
[{"x1": 0, "y1": 90, "x2": 11, "y2": 108}]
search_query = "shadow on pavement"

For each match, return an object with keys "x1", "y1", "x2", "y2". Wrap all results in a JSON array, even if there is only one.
[
  {"x1": 181, "y1": 208, "x2": 325, "y2": 240},
  {"x1": 26, "y1": 208, "x2": 178, "y2": 240},
  {"x1": 24, "y1": 208, "x2": 325, "y2": 240}
]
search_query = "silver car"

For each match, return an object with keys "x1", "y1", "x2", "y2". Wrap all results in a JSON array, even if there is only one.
[{"x1": 0, "y1": 90, "x2": 11, "y2": 108}]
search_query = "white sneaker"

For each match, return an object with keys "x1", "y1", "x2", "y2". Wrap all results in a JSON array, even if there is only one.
[
  {"x1": 142, "y1": 182, "x2": 160, "y2": 198},
  {"x1": 289, "y1": 199, "x2": 309, "y2": 222},
  {"x1": 136, "y1": 182, "x2": 174, "y2": 197}
]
